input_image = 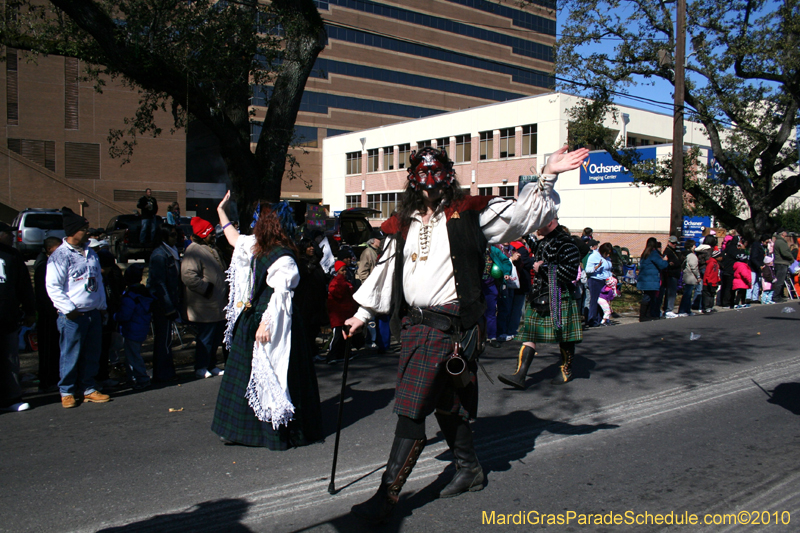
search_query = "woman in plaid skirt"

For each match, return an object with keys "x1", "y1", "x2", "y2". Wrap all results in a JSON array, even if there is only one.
[
  {"x1": 343, "y1": 145, "x2": 589, "y2": 524},
  {"x1": 210, "y1": 193, "x2": 323, "y2": 450}
]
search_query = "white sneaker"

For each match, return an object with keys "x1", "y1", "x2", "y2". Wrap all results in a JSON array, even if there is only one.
[
  {"x1": 677, "y1": 313, "x2": 689, "y2": 317},
  {"x1": 0, "y1": 402, "x2": 30, "y2": 412},
  {"x1": 665, "y1": 312, "x2": 678, "y2": 318},
  {"x1": 209, "y1": 368, "x2": 224, "y2": 377},
  {"x1": 196, "y1": 369, "x2": 212, "y2": 379}
]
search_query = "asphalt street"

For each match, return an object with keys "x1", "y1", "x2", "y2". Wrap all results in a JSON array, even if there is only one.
[{"x1": 1, "y1": 302, "x2": 799, "y2": 533}]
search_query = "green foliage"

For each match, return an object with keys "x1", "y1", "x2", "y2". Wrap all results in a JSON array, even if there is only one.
[
  {"x1": 1, "y1": 0, "x2": 325, "y2": 204},
  {"x1": 772, "y1": 201, "x2": 800, "y2": 233},
  {"x1": 555, "y1": 0, "x2": 800, "y2": 240}
]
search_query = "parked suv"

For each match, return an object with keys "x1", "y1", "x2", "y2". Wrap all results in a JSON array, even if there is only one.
[
  {"x1": 12, "y1": 209, "x2": 65, "y2": 259},
  {"x1": 326, "y1": 207, "x2": 381, "y2": 246},
  {"x1": 105, "y1": 214, "x2": 164, "y2": 263}
]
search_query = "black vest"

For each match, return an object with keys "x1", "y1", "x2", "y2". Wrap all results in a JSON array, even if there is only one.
[{"x1": 388, "y1": 207, "x2": 488, "y2": 338}]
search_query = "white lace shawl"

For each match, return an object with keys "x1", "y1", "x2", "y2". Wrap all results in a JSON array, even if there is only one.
[{"x1": 223, "y1": 235, "x2": 299, "y2": 429}]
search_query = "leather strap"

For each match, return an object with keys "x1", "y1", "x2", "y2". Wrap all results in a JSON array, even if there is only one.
[{"x1": 407, "y1": 306, "x2": 455, "y2": 332}]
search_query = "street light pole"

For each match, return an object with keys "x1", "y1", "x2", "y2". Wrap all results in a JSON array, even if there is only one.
[{"x1": 671, "y1": 0, "x2": 686, "y2": 239}]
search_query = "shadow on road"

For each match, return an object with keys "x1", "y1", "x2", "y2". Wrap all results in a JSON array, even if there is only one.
[
  {"x1": 319, "y1": 381, "x2": 394, "y2": 439},
  {"x1": 766, "y1": 382, "x2": 800, "y2": 415},
  {"x1": 289, "y1": 410, "x2": 617, "y2": 533},
  {"x1": 97, "y1": 498, "x2": 253, "y2": 533}
]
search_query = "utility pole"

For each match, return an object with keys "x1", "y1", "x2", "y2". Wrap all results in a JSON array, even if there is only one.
[{"x1": 670, "y1": 0, "x2": 687, "y2": 238}]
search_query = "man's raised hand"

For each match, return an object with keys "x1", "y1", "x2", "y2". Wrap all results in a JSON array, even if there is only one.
[{"x1": 542, "y1": 146, "x2": 590, "y2": 175}]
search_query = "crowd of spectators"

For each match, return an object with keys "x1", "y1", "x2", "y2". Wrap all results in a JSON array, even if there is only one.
[{"x1": 2, "y1": 195, "x2": 799, "y2": 414}]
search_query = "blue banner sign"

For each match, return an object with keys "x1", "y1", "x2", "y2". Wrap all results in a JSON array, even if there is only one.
[
  {"x1": 683, "y1": 216, "x2": 711, "y2": 242},
  {"x1": 707, "y1": 152, "x2": 737, "y2": 186},
  {"x1": 579, "y1": 147, "x2": 656, "y2": 185}
]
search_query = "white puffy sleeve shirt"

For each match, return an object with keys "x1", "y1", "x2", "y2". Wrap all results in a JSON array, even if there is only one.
[{"x1": 353, "y1": 174, "x2": 560, "y2": 322}]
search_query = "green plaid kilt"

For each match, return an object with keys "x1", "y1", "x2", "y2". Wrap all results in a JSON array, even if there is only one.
[{"x1": 518, "y1": 297, "x2": 583, "y2": 344}]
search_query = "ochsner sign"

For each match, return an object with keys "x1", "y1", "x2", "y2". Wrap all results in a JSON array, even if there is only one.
[{"x1": 579, "y1": 147, "x2": 656, "y2": 185}]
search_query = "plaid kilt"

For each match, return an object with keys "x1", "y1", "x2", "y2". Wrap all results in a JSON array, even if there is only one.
[
  {"x1": 518, "y1": 297, "x2": 583, "y2": 344},
  {"x1": 211, "y1": 253, "x2": 323, "y2": 450},
  {"x1": 394, "y1": 303, "x2": 478, "y2": 421}
]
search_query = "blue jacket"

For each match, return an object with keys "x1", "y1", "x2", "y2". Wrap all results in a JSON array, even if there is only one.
[
  {"x1": 115, "y1": 285, "x2": 154, "y2": 342},
  {"x1": 147, "y1": 244, "x2": 182, "y2": 315},
  {"x1": 637, "y1": 250, "x2": 669, "y2": 291},
  {"x1": 586, "y1": 249, "x2": 612, "y2": 280}
]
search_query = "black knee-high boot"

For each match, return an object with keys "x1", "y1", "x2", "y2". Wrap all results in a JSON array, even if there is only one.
[
  {"x1": 434, "y1": 413, "x2": 484, "y2": 498},
  {"x1": 497, "y1": 345, "x2": 536, "y2": 390},
  {"x1": 350, "y1": 436, "x2": 426, "y2": 524},
  {"x1": 551, "y1": 342, "x2": 574, "y2": 385}
]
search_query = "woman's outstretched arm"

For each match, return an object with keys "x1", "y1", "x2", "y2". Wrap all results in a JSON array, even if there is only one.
[{"x1": 217, "y1": 190, "x2": 239, "y2": 248}]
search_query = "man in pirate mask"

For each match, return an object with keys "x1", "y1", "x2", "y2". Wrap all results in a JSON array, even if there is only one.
[{"x1": 344, "y1": 144, "x2": 588, "y2": 523}]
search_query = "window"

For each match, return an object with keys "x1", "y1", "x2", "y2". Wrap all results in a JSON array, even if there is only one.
[
  {"x1": 367, "y1": 148, "x2": 379, "y2": 172},
  {"x1": 397, "y1": 143, "x2": 410, "y2": 169},
  {"x1": 65, "y1": 142, "x2": 100, "y2": 179},
  {"x1": 65, "y1": 58, "x2": 79, "y2": 130},
  {"x1": 522, "y1": 124, "x2": 537, "y2": 155},
  {"x1": 346, "y1": 195, "x2": 361, "y2": 209},
  {"x1": 6, "y1": 49, "x2": 18, "y2": 125},
  {"x1": 626, "y1": 136, "x2": 637, "y2": 147},
  {"x1": 498, "y1": 185, "x2": 515, "y2": 198},
  {"x1": 250, "y1": 122, "x2": 262, "y2": 144},
  {"x1": 417, "y1": 139, "x2": 432, "y2": 149},
  {"x1": 382, "y1": 146, "x2": 394, "y2": 170},
  {"x1": 346, "y1": 151, "x2": 361, "y2": 175},
  {"x1": 367, "y1": 192, "x2": 399, "y2": 219},
  {"x1": 293, "y1": 125, "x2": 318, "y2": 148},
  {"x1": 326, "y1": 128, "x2": 352, "y2": 138},
  {"x1": 455, "y1": 134, "x2": 471, "y2": 163},
  {"x1": 499, "y1": 128, "x2": 515, "y2": 158},
  {"x1": 479, "y1": 187, "x2": 493, "y2": 196},
  {"x1": 435, "y1": 137, "x2": 449, "y2": 151},
  {"x1": 479, "y1": 131, "x2": 493, "y2": 160},
  {"x1": 8, "y1": 139, "x2": 56, "y2": 172}
]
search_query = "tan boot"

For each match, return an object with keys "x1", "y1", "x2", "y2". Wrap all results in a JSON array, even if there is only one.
[
  {"x1": 61, "y1": 395, "x2": 77, "y2": 409},
  {"x1": 83, "y1": 391, "x2": 110, "y2": 403},
  {"x1": 551, "y1": 342, "x2": 574, "y2": 385}
]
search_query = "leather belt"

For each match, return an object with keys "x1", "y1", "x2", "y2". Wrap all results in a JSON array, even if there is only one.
[{"x1": 407, "y1": 306, "x2": 456, "y2": 333}]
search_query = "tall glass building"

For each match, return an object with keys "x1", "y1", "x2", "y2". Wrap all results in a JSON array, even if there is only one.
[{"x1": 188, "y1": 0, "x2": 556, "y2": 215}]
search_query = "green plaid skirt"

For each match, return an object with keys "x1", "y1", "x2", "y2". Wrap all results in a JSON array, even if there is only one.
[{"x1": 518, "y1": 298, "x2": 583, "y2": 344}]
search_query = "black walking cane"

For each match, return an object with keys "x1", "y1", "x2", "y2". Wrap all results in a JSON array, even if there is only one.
[{"x1": 328, "y1": 324, "x2": 352, "y2": 495}]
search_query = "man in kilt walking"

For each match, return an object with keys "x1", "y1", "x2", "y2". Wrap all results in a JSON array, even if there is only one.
[
  {"x1": 344, "y1": 144, "x2": 589, "y2": 524},
  {"x1": 498, "y1": 218, "x2": 582, "y2": 389}
]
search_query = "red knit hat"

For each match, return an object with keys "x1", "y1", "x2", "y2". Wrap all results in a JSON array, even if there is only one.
[
  {"x1": 334, "y1": 260, "x2": 347, "y2": 273},
  {"x1": 191, "y1": 217, "x2": 214, "y2": 239}
]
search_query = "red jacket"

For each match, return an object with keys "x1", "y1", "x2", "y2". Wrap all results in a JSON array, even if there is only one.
[
  {"x1": 327, "y1": 273, "x2": 358, "y2": 327},
  {"x1": 703, "y1": 257, "x2": 720, "y2": 286},
  {"x1": 732, "y1": 261, "x2": 752, "y2": 290}
]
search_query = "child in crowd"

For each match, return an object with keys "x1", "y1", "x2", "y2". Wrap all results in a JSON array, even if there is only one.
[
  {"x1": 702, "y1": 250, "x2": 722, "y2": 313},
  {"x1": 114, "y1": 265, "x2": 154, "y2": 389},
  {"x1": 732, "y1": 252, "x2": 752, "y2": 308},
  {"x1": 326, "y1": 260, "x2": 358, "y2": 364},
  {"x1": 597, "y1": 275, "x2": 619, "y2": 326},
  {"x1": 760, "y1": 256, "x2": 775, "y2": 304}
]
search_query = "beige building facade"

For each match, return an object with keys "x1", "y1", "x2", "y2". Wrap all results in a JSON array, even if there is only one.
[
  {"x1": 322, "y1": 92, "x2": 715, "y2": 252},
  {"x1": 1, "y1": 49, "x2": 186, "y2": 228}
]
